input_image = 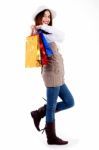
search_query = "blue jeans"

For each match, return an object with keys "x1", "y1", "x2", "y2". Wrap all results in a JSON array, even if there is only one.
[{"x1": 46, "y1": 83, "x2": 75, "y2": 123}]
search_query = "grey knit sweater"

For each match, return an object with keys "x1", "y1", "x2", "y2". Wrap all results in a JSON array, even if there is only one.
[{"x1": 41, "y1": 42, "x2": 65, "y2": 87}]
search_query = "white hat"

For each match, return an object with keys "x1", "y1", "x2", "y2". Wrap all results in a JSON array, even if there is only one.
[{"x1": 33, "y1": 5, "x2": 56, "y2": 20}]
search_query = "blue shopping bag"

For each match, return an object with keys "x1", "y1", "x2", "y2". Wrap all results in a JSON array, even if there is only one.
[{"x1": 38, "y1": 30, "x2": 53, "y2": 57}]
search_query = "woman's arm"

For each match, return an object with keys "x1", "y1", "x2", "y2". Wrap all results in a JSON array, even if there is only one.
[{"x1": 36, "y1": 24, "x2": 65, "y2": 42}]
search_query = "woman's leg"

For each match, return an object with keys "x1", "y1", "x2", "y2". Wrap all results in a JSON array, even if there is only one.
[
  {"x1": 30, "y1": 84, "x2": 74, "y2": 131},
  {"x1": 45, "y1": 86, "x2": 68, "y2": 145},
  {"x1": 46, "y1": 86, "x2": 60, "y2": 123},
  {"x1": 56, "y1": 83, "x2": 75, "y2": 112}
]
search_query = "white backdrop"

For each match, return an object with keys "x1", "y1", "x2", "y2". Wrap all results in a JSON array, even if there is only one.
[{"x1": 0, "y1": 0, "x2": 99, "y2": 149}]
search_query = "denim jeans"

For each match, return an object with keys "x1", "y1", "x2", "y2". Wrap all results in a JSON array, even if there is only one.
[{"x1": 46, "y1": 83, "x2": 75, "y2": 123}]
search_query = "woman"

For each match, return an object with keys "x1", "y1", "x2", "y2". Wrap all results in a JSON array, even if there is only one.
[{"x1": 30, "y1": 5, "x2": 75, "y2": 145}]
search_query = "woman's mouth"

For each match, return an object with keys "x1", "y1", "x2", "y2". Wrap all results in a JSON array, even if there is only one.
[{"x1": 43, "y1": 21, "x2": 49, "y2": 24}]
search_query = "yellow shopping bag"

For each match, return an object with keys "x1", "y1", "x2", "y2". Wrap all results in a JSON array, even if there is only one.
[{"x1": 25, "y1": 34, "x2": 41, "y2": 67}]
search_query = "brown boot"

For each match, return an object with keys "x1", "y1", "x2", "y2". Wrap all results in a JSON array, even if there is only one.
[
  {"x1": 45, "y1": 121, "x2": 68, "y2": 145},
  {"x1": 31, "y1": 105, "x2": 46, "y2": 131}
]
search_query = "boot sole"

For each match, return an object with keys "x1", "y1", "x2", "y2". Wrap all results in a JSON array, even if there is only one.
[{"x1": 47, "y1": 141, "x2": 68, "y2": 145}]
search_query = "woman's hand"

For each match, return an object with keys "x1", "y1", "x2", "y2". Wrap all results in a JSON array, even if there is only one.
[
  {"x1": 30, "y1": 25, "x2": 42, "y2": 35},
  {"x1": 36, "y1": 25, "x2": 41, "y2": 30},
  {"x1": 31, "y1": 25, "x2": 37, "y2": 35}
]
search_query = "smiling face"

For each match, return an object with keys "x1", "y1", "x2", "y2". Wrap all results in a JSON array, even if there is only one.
[
  {"x1": 35, "y1": 9, "x2": 52, "y2": 26},
  {"x1": 42, "y1": 10, "x2": 51, "y2": 25}
]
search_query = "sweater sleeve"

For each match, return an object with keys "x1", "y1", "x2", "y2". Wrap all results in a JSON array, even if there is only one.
[{"x1": 40, "y1": 24, "x2": 65, "y2": 42}]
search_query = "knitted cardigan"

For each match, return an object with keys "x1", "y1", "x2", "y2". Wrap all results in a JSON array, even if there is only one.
[{"x1": 41, "y1": 42, "x2": 65, "y2": 87}]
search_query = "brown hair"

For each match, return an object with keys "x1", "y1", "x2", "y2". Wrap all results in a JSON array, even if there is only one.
[{"x1": 34, "y1": 9, "x2": 52, "y2": 26}]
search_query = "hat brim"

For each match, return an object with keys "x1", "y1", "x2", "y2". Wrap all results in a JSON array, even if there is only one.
[{"x1": 33, "y1": 6, "x2": 56, "y2": 20}]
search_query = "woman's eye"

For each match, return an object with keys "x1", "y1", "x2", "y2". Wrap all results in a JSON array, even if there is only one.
[{"x1": 44, "y1": 15, "x2": 50, "y2": 18}]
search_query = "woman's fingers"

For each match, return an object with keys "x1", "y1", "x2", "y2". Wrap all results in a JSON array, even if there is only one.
[
  {"x1": 36, "y1": 25, "x2": 41, "y2": 29},
  {"x1": 31, "y1": 25, "x2": 36, "y2": 30},
  {"x1": 31, "y1": 25, "x2": 37, "y2": 34}
]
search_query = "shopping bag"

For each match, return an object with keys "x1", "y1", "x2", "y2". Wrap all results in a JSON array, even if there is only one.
[
  {"x1": 38, "y1": 30, "x2": 53, "y2": 57},
  {"x1": 25, "y1": 34, "x2": 41, "y2": 67},
  {"x1": 39, "y1": 35, "x2": 48, "y2": 65}
]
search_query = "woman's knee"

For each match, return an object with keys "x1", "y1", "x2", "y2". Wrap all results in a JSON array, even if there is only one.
[
  {"x1": 64, "y1": 96, "x2": 75, "y2": 109},
  {"x1": 68, "y1": 96, "x2": 75, "y2": 108}
]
